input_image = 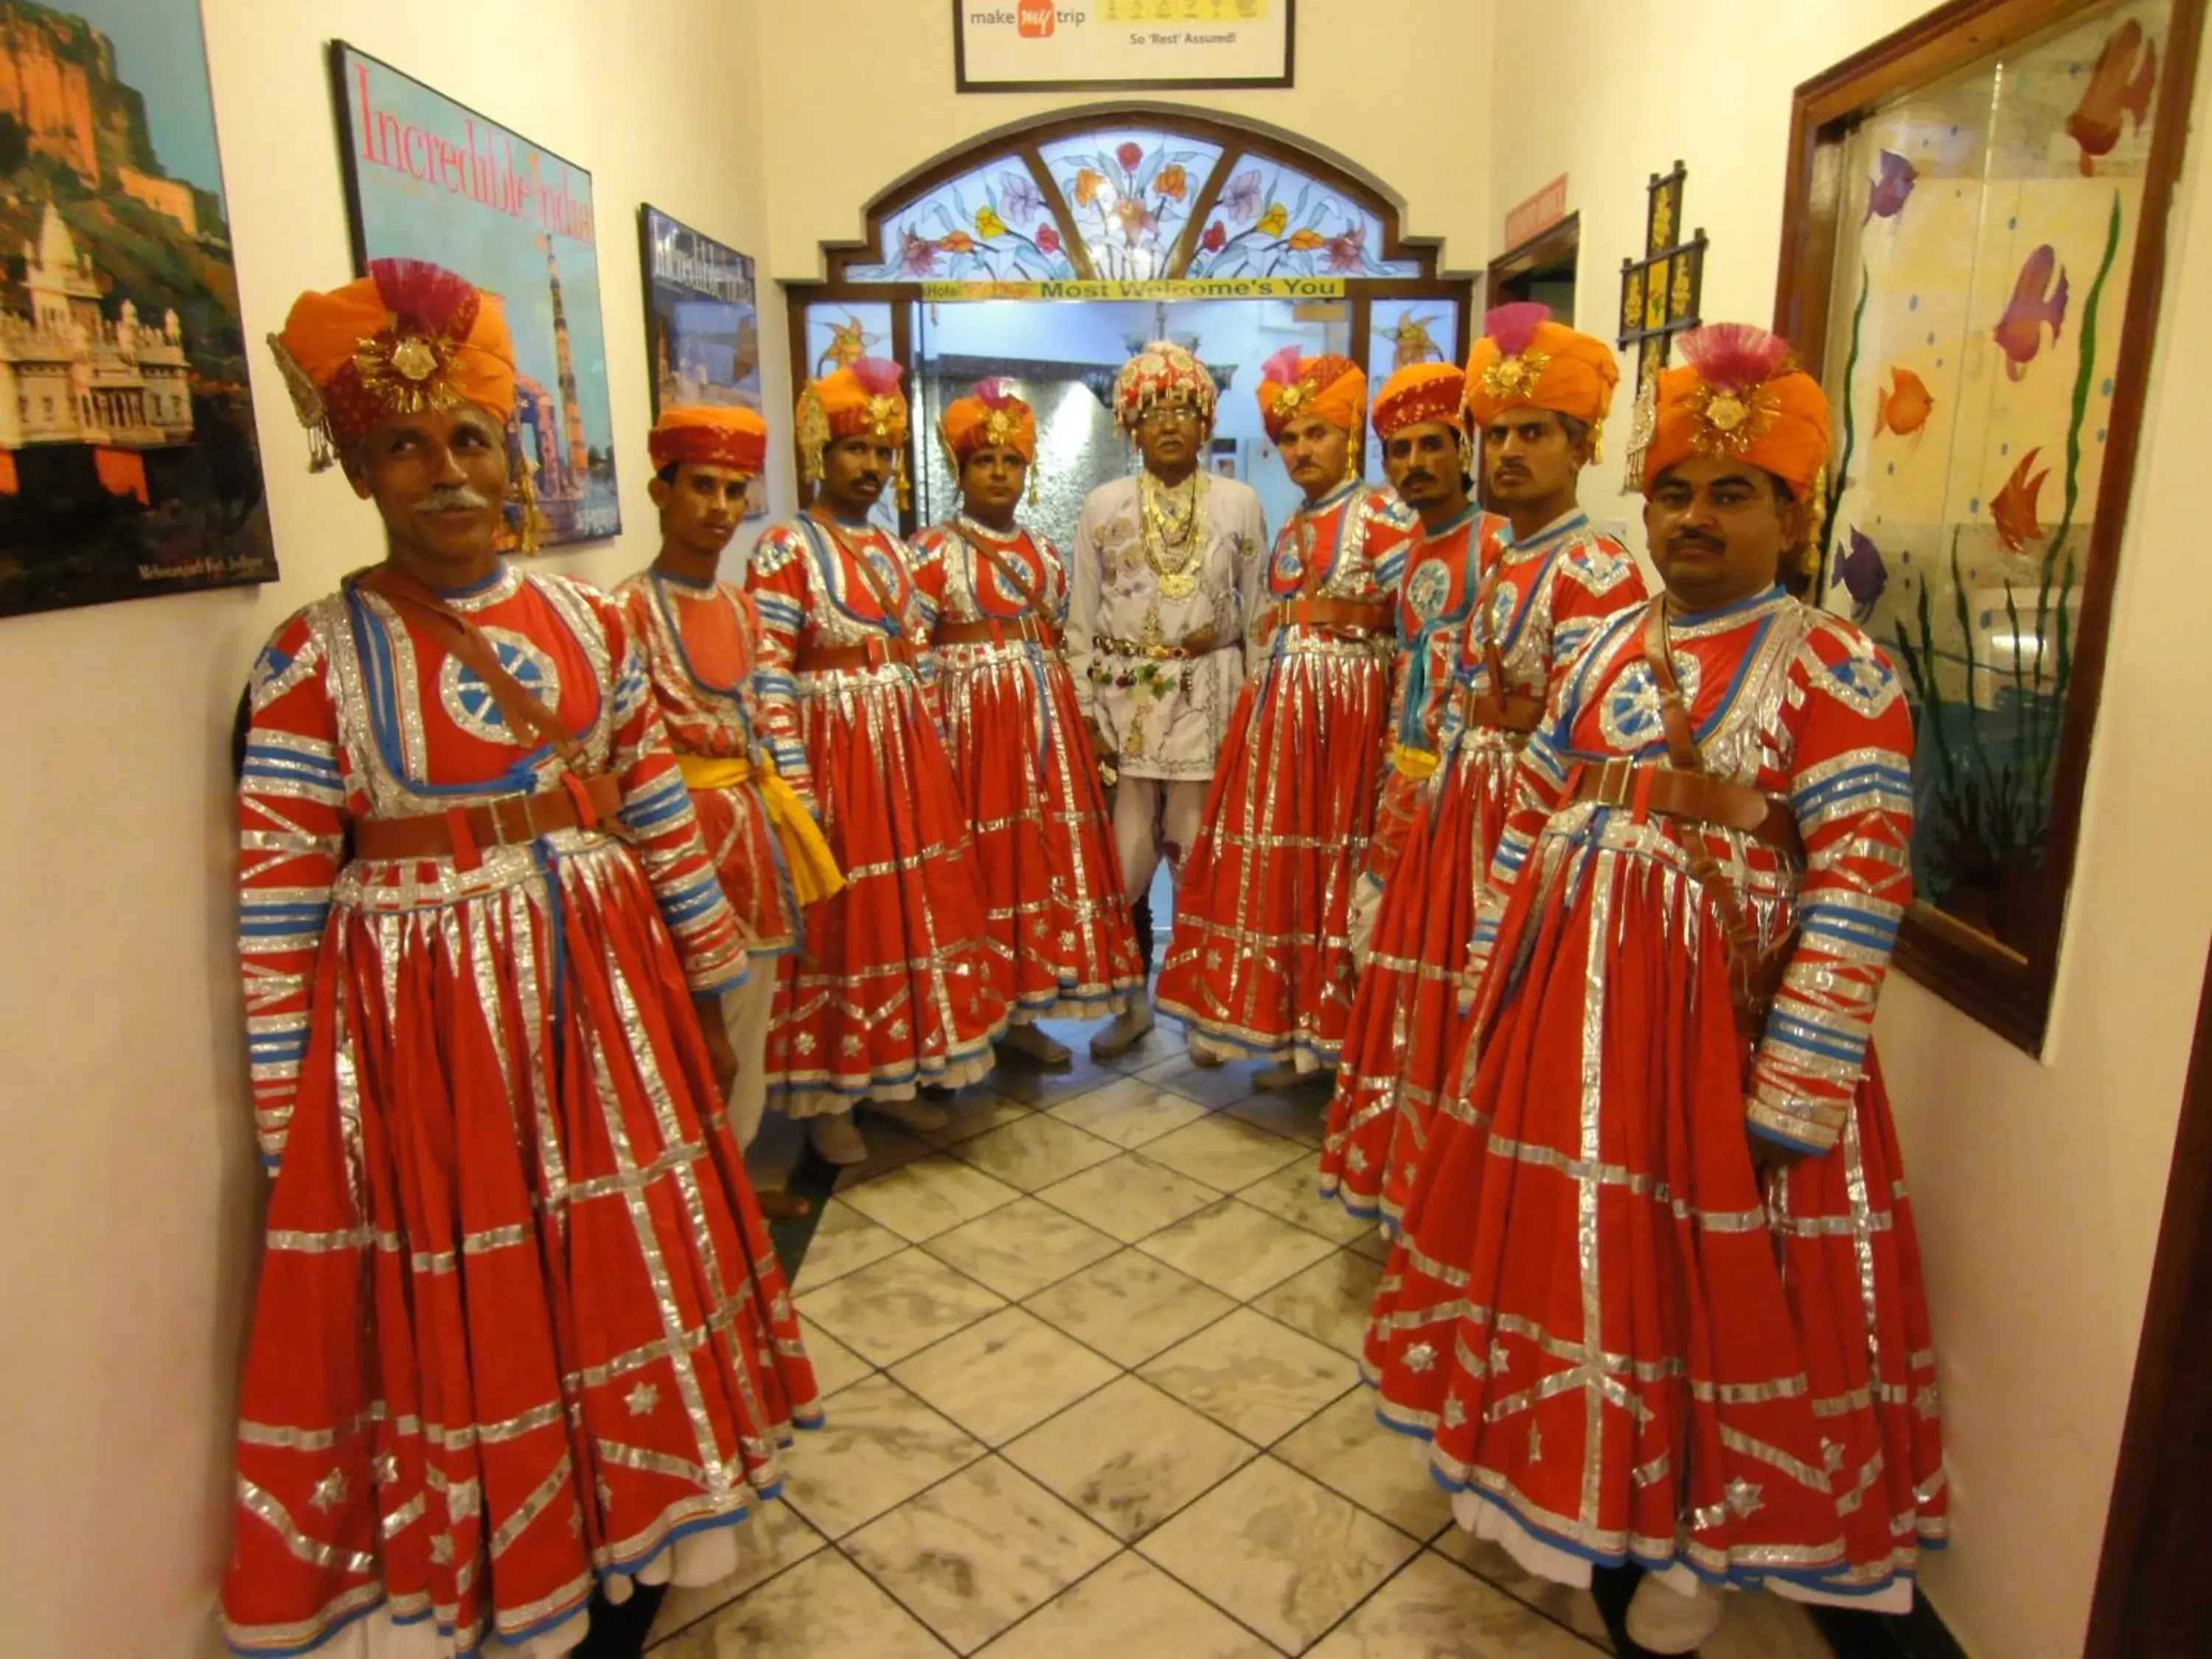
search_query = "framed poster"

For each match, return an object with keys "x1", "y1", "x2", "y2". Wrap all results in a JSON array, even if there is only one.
[
  {"x1": 954, "y1": 0, "x2": 1295, "y2": 93},
  {"x1": 331, "y1": 42, "x2": 620, "y2": 546},
  {"x1": 1774, "y1": 0, "x2": 2204, "y2": 1051},
  {"x1": 0, "y1": 0, "x2": 275, "y2": 620},
  {"x1": 639, "y1": 205, "x2": 766, "y2": 518}
]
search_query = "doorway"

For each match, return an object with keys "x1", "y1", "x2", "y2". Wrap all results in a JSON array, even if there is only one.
[{"x1": 1486, "y1": 212, "x2": 1581, "y2": 322}]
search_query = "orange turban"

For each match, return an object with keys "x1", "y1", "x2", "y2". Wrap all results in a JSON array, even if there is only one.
[
  {"x1": 1462, "y1": 302, "x2": 1619, "y2": 433},
  {"x1": 1259, "y1": 348, "x2": 1364, "y2": 440},
  {"x1": 1643, "y1": 323, "x2": 1832, "y2": 498},
  {"x1": 1371, "y1": 362, "x2": 1467, "y2": 440},
  {"x1": 1113, "y1": 341, "x2": 1217, "y2": 432},
  {"x1": 268, "y1": 258, "x2": 515, "y2": 471},
  {"x1": 649, "y1": 404, "x2": 768, "y2": 475},
  {"x1": 796, "y1": 357, "x2": 908, "y2": 489},
  {"x1": 938, "y1": 379, "x2": 1036, "y2": 467}
]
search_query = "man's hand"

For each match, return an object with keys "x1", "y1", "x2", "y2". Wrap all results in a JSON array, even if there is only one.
[{"x1": 697, "y1": 993, "x2": 740, "y2": 1100}]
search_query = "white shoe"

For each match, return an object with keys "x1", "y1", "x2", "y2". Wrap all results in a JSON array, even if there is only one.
[
  {"x1": 809, "y1": 1111, "x2": 867, "y2": 1166},
  {"x1": 1088, "y1": 1001, "x2": 1155, "y2": 1060},
  {"x1": 999, "y1": 1023, "x2": 1073, "y2": 1068},
  {"x1": 1625, "y1": 1573, "x2": 1725, "y2": 1655},
  {"x1": 866, "y1": 1095, "x2": 951, "y2": 1133}
]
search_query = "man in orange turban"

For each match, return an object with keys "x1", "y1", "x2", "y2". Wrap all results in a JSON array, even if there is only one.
[
  {"x1": 224, "y1": 262, "x2": 818, "y2": 1659},
  {"x1": 616, "y1": 404, "x2": 841, "y2": 1222},
  {"x1": 1068, "y1": 341, "x2": 1267, "y2": 1059},
  {"x1": 1364, "y1": 323, "x2": 1943, "y2": 1657},
  {"x1": 747, "y1": 360, "x2": 1008, "y2": 1164},
  {"x1": 1157, "y1": 348, "x2": 1416, "y2": 1082},
  {"x1": 913, "y1": 380, "x2": 1144, "y2": 1068}
]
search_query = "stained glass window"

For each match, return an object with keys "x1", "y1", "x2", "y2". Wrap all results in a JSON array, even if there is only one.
[
  {"x1": 1183, "y1": 153, "x2": 1424, "y2": 280},
  {"x1": 1037, "y1": 128, "x2": 1227, "y2": 281},
  {"x1": 846, "y1": 160, "x2": 1081, "y2": 282}
]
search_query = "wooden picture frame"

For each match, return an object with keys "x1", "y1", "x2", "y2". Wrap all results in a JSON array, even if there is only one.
[
  {"x1": 1773, "y1": 0, "x2": 2204, "y2": 1051},
  {"x1": 953, "y1": 0, "x2": 1295, "y2": 94}
]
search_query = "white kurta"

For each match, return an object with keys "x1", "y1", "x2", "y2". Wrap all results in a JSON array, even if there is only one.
[{"x1": 1067, "y1": 471, "x2": 1269, "y2": 781}]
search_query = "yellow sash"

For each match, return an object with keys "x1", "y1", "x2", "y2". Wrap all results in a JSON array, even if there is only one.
[
  {"x1": 1391, "y1": 742, "x2": 1441, "y2": 782},
  {"x1": 675, "y1": 753, "x2": 846, "y2": 906}
]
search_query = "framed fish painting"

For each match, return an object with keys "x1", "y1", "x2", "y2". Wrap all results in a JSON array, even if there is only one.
[{"x1": 1775, "y1": 0, "x2": 2203, "y2": 1051}]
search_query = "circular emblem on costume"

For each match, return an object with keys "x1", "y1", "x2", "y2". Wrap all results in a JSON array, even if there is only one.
[
  {"x1": 1405, "y1": 560, "x2": 1452, "y2": 625},
  {"x1": 1598, "y1": 653, "x2": 1703, "y2": 753},
  {"x1": 1486, "y1": 580, "x2": 1520, "y2": 641},
  {"x1": 1274, "y1": 546, "x2": 1304, "y2": 586},
  {"x1": 1826, "y1": 650, "x2": 1899, "y2": 717},
  {"x1": 440, "y1": 628, "x2": 560, "y2": 745},
  {"x1": 865, "y1": 549, "x2": 905, "y2": 611}
]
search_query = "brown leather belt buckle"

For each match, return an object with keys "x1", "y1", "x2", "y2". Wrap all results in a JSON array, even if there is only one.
[{"x1": 1590, "y1": 757, "x2": 1637, "y2": 810}]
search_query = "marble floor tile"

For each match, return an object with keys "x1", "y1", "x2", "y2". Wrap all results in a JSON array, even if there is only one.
[
  {"x1": 791, "y1": 1199, "x2": 908, "y2": 1294},
  {"x1": 776, "y1": 1373, "x2": 984, "y2": 1540},
  {"x1": 1433, "y1": 1532, "x2": 1615, "y2": 1651},
  {"x1": 650, "y1": 1547, "x2": 952, "y2": 1658},
  {"x1": 915, "y1": 1089, "x2": 1034, "y2": 1147},
  {"x1": 829, "y1": 1124, "x2": 939, "y2": 1192},
  {"x1": 952, "y1": 1114, "x2": 1121, "y2": 1190},
  {"x1": 1705, "y1": 1589, "x2": 1834, "y2": 1659},
  {"x1": 795, "y1": 1249, "x2": 1006, "y2": 1367},
  {"x1": 1021, "y1": 1248, "x2": 1237, "y2": 1368},
  {"x1": 922, "y1": 1196, "x2": 1122, "y2": 1299},
  {"x1": 1236, "y1": 1155, "x2": 1380, "y2": 1246},
  {"x1": 976, "y1": 1552, "x2": 1279, "y2": 1659},
  {"x1": 1251, "y1": 1249, "x2": 1384, "y2": 1357},
  {"x1": 795, "y1": 1316, "x2": 872, "y2": 1399},
  {"x1": 1045, "y1": 1074, "x2": 1212, "y2": 1150},
  {"x1": 986, "y1": 1045, "x2": 1138, "y2": 1108},
  {"x1": 1346, "y1": 1225, "x2": 1396, "y2": 1265},
  {"x1": 1307, "y1": 1551, "x2": 1597, "y2": 1658},
  {"x1": 1137, "y1": 1199, "x2": 1340, "y2": 1301},
  {"x1": 1138, "y1": 1458, "x2": 1419, "y2": 1654},
  {"x1": 1133, "y1": 1049, "x2": 1267, "y2": 1110},
  {"x1": 891, "y1": 1307, "x2": 1121, "y2": 1446},
  {"x1": 646, "y1": 1498, "x2": 827, "y2": 1645},
  {"x1": 1032, "y1": 1152, "x2": 1222, "y2": 1245},
  {"x1": 1005, "y1": 1375, "x2": 1258, "y2": 1543},
  {"x1": 834, "y1": 1155, "x2": 1024, "y2": 1243},
  {"x1": 1273, "y1": 1389, "x2": 1453, "y2": 1541},
  {"x1": 1139, "y1": 1307, "x2": 1358, "y2": 1446},
  {"x1": 1091, "y1": 1017, "x2": 1187, "y2": 1074},
  {"x1": 1141, "y1": 1115, "x2": 1312, "y2": 1193},
  {"x1": 1222, "y1": 1087, "x2": 1330, "y2": 1150},
  {"x1": 845, "y1": 1458, "x2": 1121, "y2": 1654}
]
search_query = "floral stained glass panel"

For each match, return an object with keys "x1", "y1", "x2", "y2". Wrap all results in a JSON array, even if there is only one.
[
  {"x1": 1040, "y1": 128, "x2": 1226, "y2": 281},
  {"x1": 801, "y1": 301, "x2": 902, "y2": 535},
  {"x1": 847, "y1": 159, "x2": 1079, "y2": 282},
  {"x1": 1184, "y1": 153, "x2": 1424, "y2": 280},
  {"x1": 1815, "y1": 0, "x2": 2164, "y2": 953},
  {"x1": 1364, "y1": 298, "x2": 1460, "y2": 481}
]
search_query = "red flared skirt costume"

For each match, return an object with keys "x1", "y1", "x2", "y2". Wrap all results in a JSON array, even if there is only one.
[
  {"x1": 1366, "y1": 591, "x2": 1946, "y2": 1602},
  {"x1": 748, "y1": 516, "x2": 1008, "y2": 1114},
  {"x1": 226, "y1": 568, "x2": 819, "y2": 1657},
  {"x1": 913, "y1": 518, "x2": 1142, "y2": 1020},
  {"x1": 1321, "y1": 512, "x2": 1644, "y2": 1223},
  {"x1": 1158, "y1": 483, "x2": 1415, "y2": 1068}
]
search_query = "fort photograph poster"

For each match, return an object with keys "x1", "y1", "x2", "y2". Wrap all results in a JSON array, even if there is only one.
[
  {"x1": 332, "y1": 43, "x2": 621, "y2": 548},
  {"x1": 639, "y1": 205, "x2": 765, "y2": 518},
  {"x1": 0, "y1": 0, "x2": 276, "y2": 621}
]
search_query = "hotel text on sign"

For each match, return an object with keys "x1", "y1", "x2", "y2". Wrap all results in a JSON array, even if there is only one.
[{"x1": 1503, "y1": 175, "x2": 1570, "y2": 251}]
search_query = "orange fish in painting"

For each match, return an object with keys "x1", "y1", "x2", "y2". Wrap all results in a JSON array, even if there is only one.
[
  {"x1": 2065, "y1": 18, "x2": 2158, "y2": 176},
  {"x1": 1992, "y1": 245, "x2": 2068, "y2": 382},
  {"x1": 1989, "y1": 448, "x2": 2049, "y2": 553},
  {"x1": 1876, "y1": 366, "x2": 1935, "y2": 442}
]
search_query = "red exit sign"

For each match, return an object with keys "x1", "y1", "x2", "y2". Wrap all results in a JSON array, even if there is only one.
[{"x1": 1503, "y1": 174, "x2": 1569, "y2": 250}]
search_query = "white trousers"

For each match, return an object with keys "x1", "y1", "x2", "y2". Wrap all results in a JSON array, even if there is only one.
[
  {"x1": 721, "y1": 964, "x2": 779, "y2": 1148},
  {"x1": 1112, "y1": 775, "x2": 1208, "y2": 902}
]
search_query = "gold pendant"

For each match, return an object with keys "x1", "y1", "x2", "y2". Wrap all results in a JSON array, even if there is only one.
[
  {"x1": 1123, "y1": 706, "x2": 1148, "y2": 758},
  {"x1": 1158, "y1": 566, "x2": 1197, "y2": 600}
]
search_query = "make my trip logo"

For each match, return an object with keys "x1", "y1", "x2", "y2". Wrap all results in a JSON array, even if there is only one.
[{"x1": 969, "y1": 3, "x2": 1084, "y2": 41}]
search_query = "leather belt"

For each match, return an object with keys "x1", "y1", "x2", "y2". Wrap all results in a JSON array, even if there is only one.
[
  {"x1": 797, "y1": 635, "x2": 914, "y2": 672},
  {"x1": 1094, "y1": 627, "x2": 1220, "y2": 659},
  {"x1": 1261, "y1": 596, "x2": 1391, "y2": 642},
  {"x1": 354, "y1": 771, "x2": 625, "y2": 862},
  {"x1": 1466, "y1": 691, "x2": 1545, "y2": 734},
  {"x1": 1564, "y1": 756, "x2": 1803, "y2": 858},
  {"x1": 936, "y1": 615, "x2": 1058, "y2": 649}
]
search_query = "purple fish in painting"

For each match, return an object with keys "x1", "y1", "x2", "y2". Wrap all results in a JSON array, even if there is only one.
[
  {"x1": 1864, "y1": 150, "x2": 1919, "y2": 223},
  {"x1": 1992, "y1": 245, "x2": 2069, "y2": 381},
  {"x1": 1834, "y1": 525, "x2": 1888, "y2": 622}
]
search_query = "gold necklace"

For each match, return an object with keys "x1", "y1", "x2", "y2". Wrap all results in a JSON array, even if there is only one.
[{"x1": 1141, "y1": 470, "x2": 1206, "y2": 599}]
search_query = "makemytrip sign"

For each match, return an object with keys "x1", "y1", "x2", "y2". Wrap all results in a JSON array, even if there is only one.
[
  {"x1": 956, "y1": 1, "x2": 1294, "y2": 91},
  {"x1": 919, "y1": 277, "x2": 1345, "y2": 300}
]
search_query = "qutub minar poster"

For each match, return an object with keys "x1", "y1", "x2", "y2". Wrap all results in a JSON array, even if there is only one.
[{"x1": 0, "y1": 0, "x2": 276, "y2": 621}]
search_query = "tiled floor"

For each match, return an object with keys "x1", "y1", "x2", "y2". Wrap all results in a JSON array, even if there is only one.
[{"x1": 652, "y1": 1014, "x2": 1837, "y2": 1658}]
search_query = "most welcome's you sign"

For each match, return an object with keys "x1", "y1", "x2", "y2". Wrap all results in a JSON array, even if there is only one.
[{"x1": 954, "y1": 0, "x2": 1294, "y2": 91}]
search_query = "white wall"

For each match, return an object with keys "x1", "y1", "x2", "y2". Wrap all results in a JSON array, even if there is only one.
[
  {"x1": 1484, "y1": 4, "x2": 2212, "y2": 1656},
  {"x1": 0, "y1": 3, "x2": 779, "y2": 1656}
]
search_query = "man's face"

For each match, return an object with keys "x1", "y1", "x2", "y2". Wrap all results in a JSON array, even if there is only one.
[
  {"x1": 819, "y1": 434, "x2": 894, "y2": 516},
  {"x1": 345, "y1": 403, "x2": 508, "y2": 568},
  {"x1": 1277, "y1": 412, "x2": 1352, "y2": 498},
  {"x1": 959, "y1": 445, "x2": 1026, "y2": 519},
  {"x1": 1483, "y1": 407, "x2": 1588, "y2": 513},
  {"x1": 650, "y1": 461, "x2": 750, "y2": 559},
  {"x1": 1644, "y1": 458, "x2": 1802, "y2": 610},
  {"x1": 1383, "y1": 421, "x2": 1466, "y2": 512},
  {"x1": 1134, "y1": 402, "x2": 1203, "y2": 473}
]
